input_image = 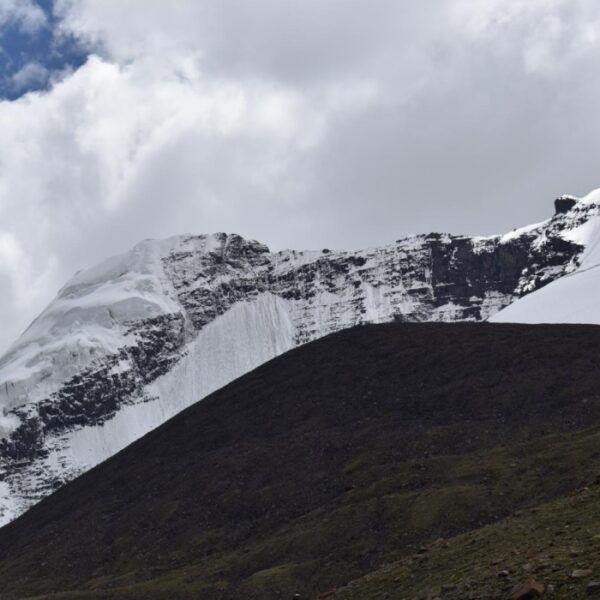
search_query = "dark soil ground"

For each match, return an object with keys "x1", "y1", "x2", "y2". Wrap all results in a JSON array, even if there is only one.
[{"x1": 2, "y1": 322, "x2": 600, "y2": 599}]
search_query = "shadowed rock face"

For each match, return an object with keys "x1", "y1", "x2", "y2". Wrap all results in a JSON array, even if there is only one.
[{"x1": 0, "y1": 197, "x2": 596, "y2": 522}]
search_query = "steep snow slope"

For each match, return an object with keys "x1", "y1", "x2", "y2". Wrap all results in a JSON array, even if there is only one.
[
  {"x1": 0, "y1": 195, "x2": 593, "y2": 524},
  {"x1": 4, "y1": 294, "x2": 296, "y2": 522},
  {"x1": 492, "y1": 190, "x2": 600, "y2": 324},
  {"x1": 0, "y1": 237, "x2": 183, "y2": 417}
]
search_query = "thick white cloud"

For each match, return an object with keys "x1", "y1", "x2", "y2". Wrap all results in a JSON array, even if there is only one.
[
  {"x1": 0, "y1": 49, "x2": 375, "y2": 351},
  {"x1": 2, "y1": 0, "x2": 600, "y2": 352}
]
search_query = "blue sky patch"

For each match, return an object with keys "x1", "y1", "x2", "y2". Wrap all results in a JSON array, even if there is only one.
[{"x1": 0, "y1": 0, "x2": 89, "y2": 100}]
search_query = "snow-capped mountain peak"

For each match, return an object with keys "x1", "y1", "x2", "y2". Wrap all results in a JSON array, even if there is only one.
[
  {"x1": 0, "y1": 235, "x2": 200, "y2": 417},
  {"x1": 0, "y1": 195, "x2": 597, "y2": 524},
  {"x1": 492, "y1": 189, "x2": 600, "y2": 324}
]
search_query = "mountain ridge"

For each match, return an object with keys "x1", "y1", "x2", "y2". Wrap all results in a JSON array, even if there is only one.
[
  {"x1": 493, "y1": 188, "x2": 600, "y2": 324},
  {"x1": 0, "y1": 191, "x2": 598, "y2": 523}
]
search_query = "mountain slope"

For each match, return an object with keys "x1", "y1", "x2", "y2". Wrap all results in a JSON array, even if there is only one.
[
  {"x1": 332, "y1": 480, "x2": 600, "y2": 600},
  {"x1": 0, "y1": 192, "x2": 596, "y2": 523},
  {"x1": 1, "y1": 322, "x2": 600, "y2": 599}
]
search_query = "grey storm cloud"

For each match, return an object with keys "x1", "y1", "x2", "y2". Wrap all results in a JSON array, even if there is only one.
[{"x1": 1, "y1": 0, "x2": 600, "y2": 351}]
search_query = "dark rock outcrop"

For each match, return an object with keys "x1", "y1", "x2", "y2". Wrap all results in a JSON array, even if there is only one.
[{"x1": 555, "y1": 195, "x2": 578, "y2": 215}]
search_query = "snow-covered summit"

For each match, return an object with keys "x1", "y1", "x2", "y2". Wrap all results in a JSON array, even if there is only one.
[
  {"x1": 493, "y1": 189, "x2": 600, "y2": 324},
  {"x1": 0, "y1": 195, "x2": 596, "y2": 524},
  {"x1": 0, "y1": 236, "x2": 185, "y2": 415}
]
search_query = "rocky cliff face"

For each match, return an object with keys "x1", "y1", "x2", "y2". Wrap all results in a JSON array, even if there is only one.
[{"x1": 0, "y1": 194, "x2": 596, "y2": 523}]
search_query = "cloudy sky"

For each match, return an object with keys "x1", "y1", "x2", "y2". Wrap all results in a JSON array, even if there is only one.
[{"x1": 1, "y1": 0, "x2": 600, "y2": 351}]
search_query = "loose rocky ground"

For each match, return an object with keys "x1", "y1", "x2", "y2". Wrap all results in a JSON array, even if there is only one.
[{"x1": 332, "y1": 479, "x2": 600, "y2": 600}]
